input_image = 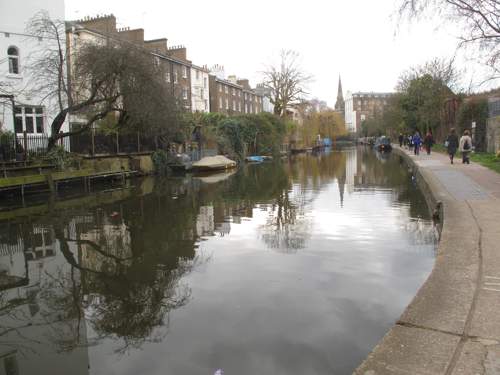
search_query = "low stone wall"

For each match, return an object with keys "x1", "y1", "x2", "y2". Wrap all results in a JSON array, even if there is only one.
[
  {"x1": 0, "y1": 154, "x2": 155, "y2": 193},
  {"x1": 80, "y1": 153, "x2": 154, "y2": 174}
]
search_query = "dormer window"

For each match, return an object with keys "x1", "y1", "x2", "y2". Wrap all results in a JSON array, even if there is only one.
[{"x1": 8, "y1": 46, "x2": 19, "y2": 74}]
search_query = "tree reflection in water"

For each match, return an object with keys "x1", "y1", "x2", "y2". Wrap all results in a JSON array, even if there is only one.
[
  {"x1": 258, "y1": 152, "x2": 347, "y2": 252},
  {"x1": 0, "y1": 177, "x2": 205, "y2": 361},
  {"x1": 0, "y1": 147, "x2": 436, "y2": 372}
]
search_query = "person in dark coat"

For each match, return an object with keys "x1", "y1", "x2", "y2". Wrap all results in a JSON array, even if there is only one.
[
  {"x1": 445, "y1": 128, "x2": 459, "y2": 164},
  {"x1": 423, "y1": 131, "x2": 434, "y2": 155},
  {"x1": 412, "y1": 131, "x2": 422, "y2": 155},
  {"x1": 398, "y1": 133, "x2": 404, "y2": 147}
]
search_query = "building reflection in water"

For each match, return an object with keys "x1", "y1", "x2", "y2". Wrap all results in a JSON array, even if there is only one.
[{"x1": 0, "y1": 147, "x2": 436, "y2": 374}]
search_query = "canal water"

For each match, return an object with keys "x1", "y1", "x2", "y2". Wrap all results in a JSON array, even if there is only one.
[{"x1": 0, "y1": 147, "x2": 436, "y2": 375}]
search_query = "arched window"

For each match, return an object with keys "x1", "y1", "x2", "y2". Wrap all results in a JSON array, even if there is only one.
[{"x1": 8, "y1": 46, "x2": 19, "y2": 74}]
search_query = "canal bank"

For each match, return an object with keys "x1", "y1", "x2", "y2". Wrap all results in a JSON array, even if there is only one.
[
  {"x1": 0, "y1": 153, "x2": 154, "y2": 198},
  {"x1": 356, "y1": 147, "x2": 500, "y2": 375}
]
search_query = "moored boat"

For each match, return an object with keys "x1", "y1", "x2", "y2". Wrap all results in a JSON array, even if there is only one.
[
  {"x1": 245, "y1": 155, "x2": 273, "y2": 163},
  {"x1": 191, "y1": 155, "x2": 237, "y2": 172},
  {"x1": 374, "y1": 136, "x2": 392, "y2": 152},
  {"x1": 245, "y1": 156, "x2": 265, "y2": 163}
]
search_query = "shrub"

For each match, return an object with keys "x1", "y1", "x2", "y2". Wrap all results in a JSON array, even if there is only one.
[
  {"x1": 46, "y1": 145, "x2": 81, "y2": 170},
  {"x1": 0, "y1": 130, "x2": 16, "y2": 161},
  {"x1": 151, "y1": 150, "x2": 169, "y2": 175}
]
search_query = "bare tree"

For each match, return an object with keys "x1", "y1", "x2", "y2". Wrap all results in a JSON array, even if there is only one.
[
  {"x1": 396, "y1": 57, "x2": 460, "y2": 91},
  {"x1": 397, "y1": 0, "x2": 500, "y2": 81},
  {"x1": 262, "y1": 50, "x2": 312, "y2": 117}
]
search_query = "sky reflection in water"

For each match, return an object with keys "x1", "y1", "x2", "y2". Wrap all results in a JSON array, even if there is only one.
[{"x1": 0, "y1": 148, "x2": 436, "y2": 375}]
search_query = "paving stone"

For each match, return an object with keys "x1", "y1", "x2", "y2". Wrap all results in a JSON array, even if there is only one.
[
  {"x1": 354, "y1": 325, "x2": 460, "y2": 375},
  {"x1": 433, "y1": 170, "x2": 489, "y2": 201}
]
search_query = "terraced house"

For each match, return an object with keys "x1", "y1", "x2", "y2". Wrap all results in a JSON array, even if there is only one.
[
  {"x1": 208, "y1": 69, "x2": 263, "y2": 115},
  {"x1": 191, "y1": 64, "x2": 210, "y2": 112},
  {"x1": 67, "y1": 14, "x2": 194, "y2": 122}
]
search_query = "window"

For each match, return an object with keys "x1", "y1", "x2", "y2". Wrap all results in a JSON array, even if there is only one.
[
  {"x1": 219, "y1": 97, "x2": 223, "y2": 108},
  {"x1": 219, "y1": 84, "x2": 222, "y2": 92},
  {"x1": 232, "y1": 88, "x2": 235, "y2": 96},
  {"x1": 200, "y1": 88, "x2": 204, "y2": 99},
  {"x1": 233, "y1": 101, "x2": 236, "y2": 111},
  {"x1": 204, "y1": 77, "x2": 207, "y2": 88},
  {"x1": 182, "y1": 88, "x2": 188, "y2": 100},
  {"x1": 238, "y1": 101, "x2": 241, "y2": 112},
  {"x1": 182, "y1": 66, "x2": 187, "y2": 78},
  {"x1": 153, "y1": 56, "x2": 160, "y2": 68},
  {"x1": 8, "y1": 46, "x2": 19, "y2": 74},
  {"x1": 238, "y1": 91, "x2": 241, "y2": 97},
  {"x1": 205, "y1": 99, "x2": 208, "y2": 111},
  {"x1": 225, "y1": 86, "x2": 228, "y2": 94},
  {"x1": 196, "y1": 70, "x2": 200, "y2": 80},
  {"x1": 14, "y1": 106, "x2": 44, "y2": 134},
  {"x1": 165, "y1": 72, "x2": 171, "y2": 83},
  {"x1": 174, "y1": 71, "x2": 178, "y2": 84},
  {"x1": 225, "y1": 98, "x2": 229, "y2": 110}
]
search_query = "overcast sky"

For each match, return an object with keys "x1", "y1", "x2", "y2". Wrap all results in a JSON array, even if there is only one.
[{"x1": 65, "y1": 0, "x2": 490, "y2": 107}]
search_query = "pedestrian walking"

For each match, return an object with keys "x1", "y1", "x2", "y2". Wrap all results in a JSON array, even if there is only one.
[
  {"x1": 459, "y1": 129, "x2": 473, "y2": 164},
  {"x1": 407, "y1": 134, "x2": 413, "y2": 150},
  {"x1": 445, "y1": 128, "x2": 459, "y2": 164},
  {"x1": 413, "y1": 131, "x2": 422, "y2": 155},
  {"x1": 398, "y1": 133, "x2": 404, "y2": 148},
  {"x1": 423, "y1": 131, "x2": 434, "y2": 155}
]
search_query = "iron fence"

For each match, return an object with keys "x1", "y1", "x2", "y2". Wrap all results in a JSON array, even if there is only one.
[
  {"x1": 0, "y1": 129, "x2": 214, "y2": 163},
  {"x1": 0, "y1": 133, "x2": 70, "y2": 162},
  {"x1": 70, "y1": 130, "x2": 160, "y2": 155}
]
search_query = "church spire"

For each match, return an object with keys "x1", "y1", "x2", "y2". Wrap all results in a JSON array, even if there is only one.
[{"x1": 335, "y1": 75, "x2": 344, "y2": 113}]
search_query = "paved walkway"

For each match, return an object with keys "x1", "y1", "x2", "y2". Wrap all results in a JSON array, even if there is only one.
[{"x1": 355, "y1": 147, "x2": 500, "y2": 375}]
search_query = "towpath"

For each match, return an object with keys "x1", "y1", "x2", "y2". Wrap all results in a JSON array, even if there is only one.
[{"x1": 356, "y1": 147, "x2": 500, "y2": 375}]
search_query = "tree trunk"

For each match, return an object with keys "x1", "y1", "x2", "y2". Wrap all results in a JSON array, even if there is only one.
[{"x1": 48, "y1": 111, "x2": 68, "y2": 150}]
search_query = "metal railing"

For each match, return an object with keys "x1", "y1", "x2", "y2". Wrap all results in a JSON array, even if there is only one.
[
  {"x1": 0, "y1": 133, "x2": 70, "y2": 162},
  {"x1": 70, "y1": 130, "x2": 160, "y2": 156}
]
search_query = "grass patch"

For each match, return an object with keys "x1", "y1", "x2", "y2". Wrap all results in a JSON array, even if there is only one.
[
  {"x1": 433, "y1": 143, "x2": 447, "y2": 155},
  {"x1": 470, "y1": 152, "x2": 500, "y2": 174}
]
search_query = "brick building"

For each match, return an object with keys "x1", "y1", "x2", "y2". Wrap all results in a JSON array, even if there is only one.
[
  {"x1": 344, "y1": 91, "x2": 393, "y2": 133},
  {"x1": 68, "y1": 15, "x2": 193, "y2": 114},
  {"x1": 208, "y1": 71, "x2": 263, "y2": 114}
]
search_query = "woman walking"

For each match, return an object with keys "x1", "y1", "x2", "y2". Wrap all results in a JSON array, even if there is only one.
[
  {"x1": 445, "y1": 128, "x2": 459, "y2": 164},
  {"x1": 459, "y1": 130, "x2": 473, "y2": 164},
  {"x1": 423, "y1": 131, "x2": 434, "y2": 155}
]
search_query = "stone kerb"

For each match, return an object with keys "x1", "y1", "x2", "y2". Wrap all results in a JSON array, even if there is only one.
[{"x1": 354, "y1": 147, "x2": 481, "y2": 375}]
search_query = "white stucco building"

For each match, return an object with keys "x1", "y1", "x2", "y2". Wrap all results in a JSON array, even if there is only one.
[
  {"x1": 0, "y1": 0, "x2": 68, "y2": 138},
  {"x1": 191, "y1": 65, "x2": 210, "y2": 112},
  {"x1": 254, "y1": 84, "x2": 274, "y2": 113},
  {"x1": 344, "y1": 91, "x2": 357, "y2": 133}
]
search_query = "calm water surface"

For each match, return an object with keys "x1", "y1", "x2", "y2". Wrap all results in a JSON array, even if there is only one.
[{"x1": 0, "y1": 148, "x2": 436, "y2": 375}]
